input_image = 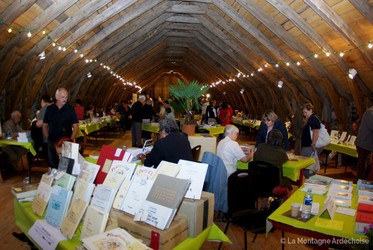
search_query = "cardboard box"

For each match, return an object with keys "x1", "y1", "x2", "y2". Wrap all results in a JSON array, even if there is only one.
[
  {"x1": 177, "y1": 191, "x2": 214, "y2": 237},
  {"x1": 118, "y1": 213, "x2": 188, "y2": 250}
]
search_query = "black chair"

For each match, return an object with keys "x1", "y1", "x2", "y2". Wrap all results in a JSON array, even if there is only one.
[
  {"x1": 191, "y1": 145, "x2": 201, "y2": 162},
  {"x1": 219, "y1": 170, "x2": 268, "y2": 250},
  {"x1": 248, "y1": 160, "x2": 281, "y2": 198}
]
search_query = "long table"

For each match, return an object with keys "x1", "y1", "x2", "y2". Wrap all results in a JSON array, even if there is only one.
[
  {"x1": 14, "y1": 199, "x2": 230, "y2": 250},
  {"x1": 268, "y1": 186, "x2": 368, "y2": 249},
  {"x1": 0, "y1": 139, "x2": 37, "y2": 156},
  {"x1": 0, "y1": 139, "x2": 37, "y2": 183},
  {"x1": 324, "y1": 142, "x2": 358, "y2": 158},
  {"x1": 237, "y1": 156, "x2": 315, "y2": 186}
]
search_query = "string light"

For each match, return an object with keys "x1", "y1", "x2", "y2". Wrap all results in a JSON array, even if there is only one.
[
  {"x1": 0, "y1": 19, "x2": 369, "y2": 94},
  {"x1": 0, "y1": 19, "x2": 143, "y2": 93}
]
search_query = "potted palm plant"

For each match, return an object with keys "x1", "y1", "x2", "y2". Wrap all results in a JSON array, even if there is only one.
[{"x1": 168, "y1": 79, "x2": 209, "y2": 135}]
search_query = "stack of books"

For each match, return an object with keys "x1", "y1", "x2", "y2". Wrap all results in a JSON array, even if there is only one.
[
  {"x1": 302, "y1": 178, "x2": 328, "y2": 194},
  {"x1": 355, "y1": 180, "x2": 373, "y2": 234},
  {"x1": 11, "y1": 183, "x2": 39, "y2": 201},
  {"x1": 17, "y1": 131, "x2": 32, "y2": 142},
  {"x1": 327, "y1": 179, "x2": 353, "y2": 207}
]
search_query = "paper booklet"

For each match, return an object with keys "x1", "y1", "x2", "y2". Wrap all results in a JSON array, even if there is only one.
[
  {"x1": 176, "y1": 159, "x2": 208, "y2": 199},
  {"x1": 80, "y1": 205, "x2": 109, "y2": 239},
  {"x1": 79, "y1": 161, "x2": 100, "y2": 184},
  {"x1": 45, "y1": 185, "x2": 73, "y2": 228},
  {"x1": 32, "y1": 181, "x2": 53, "y2": 216},
  {"x1": 102, "y1": 160, "x2": 134, "y2": 190},
  {"x1": 120, "y1": 166, "x2": 157, "y2": 215},
  {"x1": 81, "y1": 227, "x2": 150, "y2": 250},
  {"x1": 57, "y1": 156, "x2": 75, "y2": 174},
  {"x1": 152, "y1": 160, "x2": 181, "y2": 180},
  {"x1": 95, "y1": 145, "x2": 126, "y2": 184},
  {"x1": 28, "y1": 220, "x2": 66, "y2": 250},
  {"x1": 62, "y1": 141, "x2": 81, "y2": 175},
  {"x1": 111, "y1": 162, "x2": 137, "y2": 210},
  {"x1": 72, "y1": 178, "x2": 95, "y2": 203},
  {"x1": 90, "y1": 184, "x2": 117, "y2": 213},
  {"x1": 55, "y1": 172, "x2": 76, "y2": 191},
  {"x1": 134, "y1": 174, "x2": 190, "y2": 230},
  {"x1": 60, "y1": 198, "x2": 88, "y2": 239}
]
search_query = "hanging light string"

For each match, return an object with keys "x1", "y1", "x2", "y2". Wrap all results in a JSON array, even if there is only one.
[
  {"x1": 210, "y1": 40, "x2": 372, "y2": 89},
  {"x1": 0, "y1": 20, "x2": 142, "y2": 92},
  {"x1": 1, "y1": 20, "x2": 370, "y2": 93}
]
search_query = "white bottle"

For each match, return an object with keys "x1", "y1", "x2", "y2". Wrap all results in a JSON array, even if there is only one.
[{"x1": 301, "y1": 188, "x2": 313, "y2": 219}]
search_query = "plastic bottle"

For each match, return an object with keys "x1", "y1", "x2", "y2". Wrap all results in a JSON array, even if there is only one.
[{"x1": 301, "y1": 188, "x2": 313, "y2": 219}]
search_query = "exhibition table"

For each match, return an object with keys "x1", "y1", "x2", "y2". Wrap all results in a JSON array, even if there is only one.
[
  {"x1": 267, "y1": 186, "x2": 367, "y2": 248},
  {"x1": 14, "y1": 199, "x2": 230, "y2": 250},
  {"x1": 324, "y1": 143, "x2": 358, "y2": 158},
  {"x1": 0, "y1": 139, "x2": 37, "y2": 156},
  {"x1": 237, "y1": 156, "x2": 315, "y2": 185}
]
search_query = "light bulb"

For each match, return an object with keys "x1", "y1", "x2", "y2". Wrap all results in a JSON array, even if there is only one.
[
  {"x1": 27, "y1": 31, "x2": 31, "y2": 37},
  {"x1": 7, "y1": 27, "x2": 12, "y2": 33}
]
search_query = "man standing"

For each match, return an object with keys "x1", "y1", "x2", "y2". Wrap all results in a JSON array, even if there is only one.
[
  {"x1": 128, "y1": 95, "x2": 145, "y2": 147},
  {"x1": 43, "y1": 88, "x2": 79, "y2": 170},
  {"x1": 355, "y1": 106, "x2": 373, "y2": 181},
  {"x1": 2, "y1": 111, "x2": 27, "y2": 170}
]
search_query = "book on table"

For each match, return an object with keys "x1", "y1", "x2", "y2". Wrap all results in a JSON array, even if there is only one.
[
  {"x1": 79, "y1": 161, "x2": 100, "y2": 184},
  {"x1": 80, "y1": 205, "x2": 109, "y2": 239},
  {"x1": 45, "y1": 185, "x2": 73, "y2": 228},
  {"x1": 120, "y1": 166, "x2": 157, "y2": 215},
  {"x1": 102, "y1": 160, "x2": 134, "y2": 190},
  {"x1": 11, "y1": 183, "x2": 39, "y2": 200},
  {"x1": 72, "y1": 178, "x2": 95, "y2": 203},
  {"x1": 31, "y1": 178, "x2": 54, "y2": 216},
  {"x1": 134, "y1": 174, "x2": 191, "y2": 230},
  {"x1": 55, "y1": 172, "x2": 76, "y2": 191},
  {"x1": 81, "y1": 227, "x2": 150, "y2": 250},
  {"x1": 57, "y1": 156, "x2": 75, "y2": 174},
  {"x1": 111, "y1": 162, "x2": 137, "y2": 210},
  {"x1": 176, "y1": 159, "x2": 208, "y2": 199},
  {"x1": 95, "y1": 145, "x2": 127, "y2": 184},
  {"x1": 90, "y1": 184, "x2": 117, "y2": 213},
  {"x1": 60, "y1": 198, "x2": 88, "y2": 239}
]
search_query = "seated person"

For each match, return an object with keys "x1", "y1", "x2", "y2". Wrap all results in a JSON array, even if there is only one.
[
  {"x1": 2, "y1": 111, "x2": 27, "y2": 170},
  {"x1": 138, "y1": 118, "x2": 193, "y2": 167},
  {"x1": 254, "y1": 129, "x2": 291, "y2": 200},
  {"x1": 217, "y1": 124, "x2": 253, "y2": 177},
  {"x1": 165, "y1": 107, "x2": 176, "y2": 121}
]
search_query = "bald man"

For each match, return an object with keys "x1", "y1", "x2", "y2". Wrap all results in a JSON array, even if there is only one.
[{"x1": 43, "y1": 88, "x2": 79, "y2": 170}]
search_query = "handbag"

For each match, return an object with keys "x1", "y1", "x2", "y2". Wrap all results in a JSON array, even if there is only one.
[
  {"x1": 307, "y1": 152, "x2": 320, "y2": 172},
  {"x1": 310, "y1": 123, "x2": 330, "y2": 148}
]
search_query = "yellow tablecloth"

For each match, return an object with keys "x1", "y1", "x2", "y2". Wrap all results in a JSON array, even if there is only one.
[
  {"x1": 268, "y1": 186, "x2": 367, "y2": 240},
  {"x1": 325, "y1": 143, "x2": 358, "y2": 158},
  {"x1": 199, "y1": 126, "x2": 225, "y2": 136},
  {"x1": 242, "y1": 119, "x2": 261, "y2": 130},
  {"x1": 14, "y1": 199, "x2": 230, "y2": 250},
  {"x1": 237, "y1": 157, "x2": 315, "y2": 182},
  {"x1": 0, "y1": 139, "x2": 36, "y2": 156},
  {"x1": 141, "y1": 123, "x2": 160, "y2": 133},
  {"x1": 79, "y1": 123, "x2": 100, "y2": 135}
]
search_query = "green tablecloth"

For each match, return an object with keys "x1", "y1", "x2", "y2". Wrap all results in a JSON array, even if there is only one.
[
  {"x1": 141, "y1": 123, "x2": 160, "y2": 133},
  {"x1": 0, "y1": 139, "x2": 36, "y2": 156},
  {"x1": 79, "y1": 122, "x2": 100, "y2": 135},
  {"x1": 268, "y1": 186, "x2": 367, "y2": 240},
  {"x1": 237, "y1": 157, "x2": 315, "y2": 182},
  {"x1": 14, "y1": 199, "x2": 230, "y2": 250},
  {"x1": 242, "y1": 119, "x2": 261, "y2": 130},
  {"x1": 325, "y1": 143, "x2": 358, "y2": 158},
  {"x1": 201, "y1": 126, "x2": 225, "y2": 136}
]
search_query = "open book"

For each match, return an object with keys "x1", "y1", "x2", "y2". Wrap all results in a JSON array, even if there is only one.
[{"x1": 134, "y1": 174, "x2": 190, "y2": 230}]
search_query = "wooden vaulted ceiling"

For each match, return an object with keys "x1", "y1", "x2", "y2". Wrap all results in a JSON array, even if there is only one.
[{"x1": 0, "y1": 0, "x2": 373, "y2": 129}]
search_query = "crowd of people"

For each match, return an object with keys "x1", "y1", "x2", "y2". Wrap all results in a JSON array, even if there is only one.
[{"x1": 1, "y1": 88, "x2": 372, "y2": 186}]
